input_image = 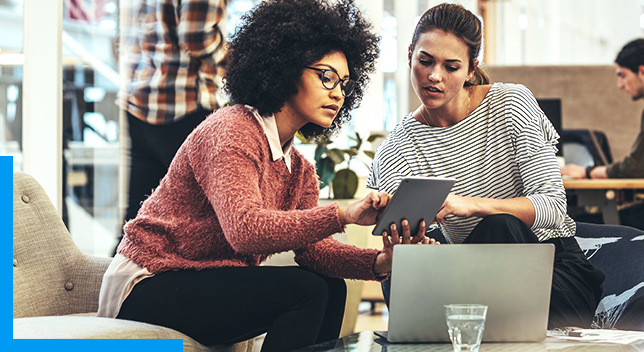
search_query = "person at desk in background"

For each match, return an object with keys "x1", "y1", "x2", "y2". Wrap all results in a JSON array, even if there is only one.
[
  {"x1": 113, "y1": 0, "x2": 230, "y2": 256},
  {"x1": 98, "y1": 1, "x2": 435, "y2": 351},
  {"x1": 367, "y1": 3, "x2": 605, "y2": 330},
  {"x1": 562, "y1": 39, "x2": 644, "y2": 180},
  {"x1": 561, "y1": 38, "x2": 644, "y2": 230}
]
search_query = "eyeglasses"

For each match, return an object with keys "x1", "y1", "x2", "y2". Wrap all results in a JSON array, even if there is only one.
[{"x1": 305, "y1": 67, "x2": 355, "y2": 97}]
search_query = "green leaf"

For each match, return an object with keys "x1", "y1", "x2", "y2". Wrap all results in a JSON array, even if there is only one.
[
  {"x1": 314, "y1": 144, "x2": 327, "y2": 161},
  {"x1": 295, "y1": 131, "x2": 310, "y2": 144},
  {"x1": 316, "y1": 157, "x2": 336, "y2": 189},
  {"x1": 367, "y1": 133, "x2": 386, "y2": 142},
  {"x1": 342, "y1": 149, "x2": 358, "y2": 158},
  {"x1": 351, "y1": 133, "x2": 363, "y2": 151},
  {"x1": 326, "y1": 149, "x2": 346, "y2": 164}
]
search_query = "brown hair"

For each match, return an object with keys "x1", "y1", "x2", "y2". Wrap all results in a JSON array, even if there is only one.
[{"x1": 410, "y1": 3, "x2": 489, "y2": 86}]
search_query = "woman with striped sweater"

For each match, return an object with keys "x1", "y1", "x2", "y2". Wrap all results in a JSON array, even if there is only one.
[{"x1": 368, "y1": 3, "x2": 604, "y2": 329}]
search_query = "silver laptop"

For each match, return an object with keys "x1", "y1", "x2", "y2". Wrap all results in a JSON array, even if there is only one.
[{"x1": 381, "y1": 243, "x2": 554, "y2": 343}]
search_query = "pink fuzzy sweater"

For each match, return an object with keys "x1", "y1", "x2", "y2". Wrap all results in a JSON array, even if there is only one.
[{"x1": 118, "y1": 105, "x2": 381, "y2": 281}]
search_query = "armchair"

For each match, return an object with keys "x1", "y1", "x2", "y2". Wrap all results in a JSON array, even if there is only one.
[{"x1": 12, "y1": 171, "x2": 253, "y2": 351}]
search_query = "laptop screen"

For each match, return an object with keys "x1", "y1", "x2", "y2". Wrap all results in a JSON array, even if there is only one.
[{"x1": 537, "y1": 98, "x2": 562, "y2": 156}]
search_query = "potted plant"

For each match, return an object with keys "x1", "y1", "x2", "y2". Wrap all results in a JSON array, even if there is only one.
[{"x1": 310, "y1": 132, "x2": 385, "y2": 199}]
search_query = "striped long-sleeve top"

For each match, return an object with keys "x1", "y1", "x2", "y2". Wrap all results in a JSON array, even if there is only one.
[
  {"x1": 367, "y1": 83, "x2": 576, "y2": 244},
  {"x1": 118, "y1": 0, "x2": 228, "y2": 124}
]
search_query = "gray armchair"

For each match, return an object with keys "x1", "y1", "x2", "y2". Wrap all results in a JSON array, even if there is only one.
[{"x1": 13, "y1": 171, "x2": 253, "y2": 352}]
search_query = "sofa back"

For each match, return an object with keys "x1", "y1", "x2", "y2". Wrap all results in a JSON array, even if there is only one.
[{"x1": 13, "y1": 172, "x2": 111, "y2": 318}]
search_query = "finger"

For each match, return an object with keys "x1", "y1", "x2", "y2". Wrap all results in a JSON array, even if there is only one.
[
  {"x1": 401, "y1": 219, "x2": 411, "y2": 244},
  {"x1": 390, "y1": 223, "x2": 401, "y2": 244},
  {"x1": 435, "y1": 204, "x2": 447, "y2": 223},
  {"x1": 421, "y1": 236, "x2": 430, "y2": 244},
  {"x1": 378, "y1": 192, "x2": 391, "y2": 208},
  {"x1": 411, "y1": 220, "x2": 426, "y2": 244},
  {"x1": 374, "y1": 192, "x2": 389, "y2": 208},
  {"x1": 368, "y1": 191, "x2": 379, "y2": 205},
  {"x1": 435, "y1": 211, "x2": 445, "y2": 223},
  {"x1": 382, "y1": 231, "x2": 392, "y2": 248}
]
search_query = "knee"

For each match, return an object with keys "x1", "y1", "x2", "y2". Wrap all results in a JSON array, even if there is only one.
[
  {"x1": 289, "y1": 271, "x2": 331, "y2": 303},
  {"x1": 324, "y1": 277, "x2": 347, "y2": 300},
  {"x1": 467, "y1": 214, "x2": 538, "y2": 244},
  {"x1": 479, "y1": 214, "x2": 522, "y2": 228},
  {"x1": 287, "y1": 270, "x2": 348, "y2": 306}
]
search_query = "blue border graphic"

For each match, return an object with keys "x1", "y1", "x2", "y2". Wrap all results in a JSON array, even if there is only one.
[{"x1": 4, "y1": 157, "x2": 181, "y2": 350}]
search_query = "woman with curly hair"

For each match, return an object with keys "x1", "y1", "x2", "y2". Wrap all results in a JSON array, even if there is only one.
[{"x1": 97, "y1": 0, "x2": 433, "y2": 350}]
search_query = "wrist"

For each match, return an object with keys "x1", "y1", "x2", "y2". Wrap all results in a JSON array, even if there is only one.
[
  {"x1": 585, "y1": 166, "x2": 594, "y2": 179},
  {"x1": 373, "y1": 252, "x2": 391, "y2": 276},
  {"x1": 337, "y1": 205, "x2": 348, "y2": 226}
]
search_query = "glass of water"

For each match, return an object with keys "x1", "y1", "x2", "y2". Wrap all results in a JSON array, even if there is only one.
[{"x1": 444, "y1": 304, "x2": 488, "y2": 352}]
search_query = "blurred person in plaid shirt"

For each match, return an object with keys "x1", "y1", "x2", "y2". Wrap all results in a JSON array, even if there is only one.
[{"x1": 115, "y1": 0, "x2": 229, "y2": 254}]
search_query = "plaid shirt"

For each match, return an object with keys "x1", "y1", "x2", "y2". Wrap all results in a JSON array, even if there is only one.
[{"x1": 119, "y1": 0, "x2": 229, "y2": 124}]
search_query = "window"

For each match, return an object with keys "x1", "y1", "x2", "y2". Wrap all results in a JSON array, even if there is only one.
[{"x1": 0, "y1": 0, "x2": 24, "y2": 171}]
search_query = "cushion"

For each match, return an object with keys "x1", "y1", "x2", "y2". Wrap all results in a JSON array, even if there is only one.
[
  {"x1": 13, "y1": 316, "x2": 253, "y2": 352},
  {"x1": 575, "y1": 222, "x2": 644, "y2": 330}
]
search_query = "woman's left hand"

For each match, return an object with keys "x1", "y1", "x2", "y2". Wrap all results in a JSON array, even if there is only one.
[{"x1": 373, "y1": 219, "x2": 439, "y2": 276}]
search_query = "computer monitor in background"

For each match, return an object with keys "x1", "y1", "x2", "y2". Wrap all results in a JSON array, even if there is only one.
[{"x1": 537, "y1": 98, "x2": 562, "y2": 156}]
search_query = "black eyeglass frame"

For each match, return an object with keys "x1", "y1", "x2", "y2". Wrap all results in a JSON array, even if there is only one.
[{"x1": 305, "y1": 66, "x2": 355, "y2": 96}]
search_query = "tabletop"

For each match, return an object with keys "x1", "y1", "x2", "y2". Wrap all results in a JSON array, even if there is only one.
[
  {"x1": 563, "y1": 179, "x2": 644, "y2": 189},
  {"x1": 291, "y1": 331, "x2": 644, "y2": 352}
]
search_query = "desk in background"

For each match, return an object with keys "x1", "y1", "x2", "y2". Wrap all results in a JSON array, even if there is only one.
[{"x1": 563, "y1": 179, "x2": 644, "y2": 225}]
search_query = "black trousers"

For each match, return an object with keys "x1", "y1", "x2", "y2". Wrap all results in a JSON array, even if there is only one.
[
  {"x1": 117, "y1": 266, "x2": 346, "y2": 352},
  {"x1": 382, "y1": 214, "x2": 605, "y2": 329},
  {"x1": 113, "y1": 109, "x2": 210, "y2": 255}
]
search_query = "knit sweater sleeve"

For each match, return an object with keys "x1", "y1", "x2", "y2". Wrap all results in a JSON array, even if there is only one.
[
  {"x1": 293, "y1": 170, "x2": 381, "y2": 281},
  {"x1": 294, "y1": 238, "x2": 381, "y2": 281},
  {"x1": 187, "y1": 107, "x2": 344, "y2": 255}
]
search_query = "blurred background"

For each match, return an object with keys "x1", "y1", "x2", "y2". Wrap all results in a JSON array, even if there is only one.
[{"x1": 2, "y1": 0, "x2": 643, "y2": 257}]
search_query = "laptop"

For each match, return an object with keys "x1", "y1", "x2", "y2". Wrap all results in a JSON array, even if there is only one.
[{"x1": 378, "y1": 243, "x2": 554, "y2": 343}]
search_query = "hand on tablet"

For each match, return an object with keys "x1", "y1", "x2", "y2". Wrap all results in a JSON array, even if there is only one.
[
  {"x1": 435, "y1": 193, "x2": 536, "y2": 227},
  {"x1": 373, "y1": 219, "x2": 440, "y2": 277},
  {"x1": 338, "y1": 191, "x2": 391, "y2": 226},
  {"x1": 435, "y1": 193, "x2": 478, "y2": 222}
]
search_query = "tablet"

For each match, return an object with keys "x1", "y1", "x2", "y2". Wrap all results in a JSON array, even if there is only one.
[{"x1": 372, "y1": 176, "x2": 456, "y2": 236}]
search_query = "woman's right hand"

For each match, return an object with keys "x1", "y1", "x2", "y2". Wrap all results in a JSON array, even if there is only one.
[{"x1": 338, "y1": 191, "x2": 391, "y2": 226}]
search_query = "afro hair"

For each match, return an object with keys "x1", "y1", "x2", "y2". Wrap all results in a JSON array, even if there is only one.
[{"x1": 224, "y1": 0, "x2": 380, "y2": 140}]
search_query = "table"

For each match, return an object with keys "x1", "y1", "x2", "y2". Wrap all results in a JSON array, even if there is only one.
[
  {"x1": 563, "y1": 179, "x2": 644, "y2": 225},
  {"x1": 291, "y1": 331, "x2": 644, "y2": 352}
]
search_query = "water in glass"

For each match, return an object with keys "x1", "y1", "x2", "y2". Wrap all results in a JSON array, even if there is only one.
[{"x1": 446, "y1": 314, "x2": 485, "y2": 351}]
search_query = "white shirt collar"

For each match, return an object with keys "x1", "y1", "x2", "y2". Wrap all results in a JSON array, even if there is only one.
[{"x1": 246, "y1": 106, "x2": 293, "y2": 173}]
